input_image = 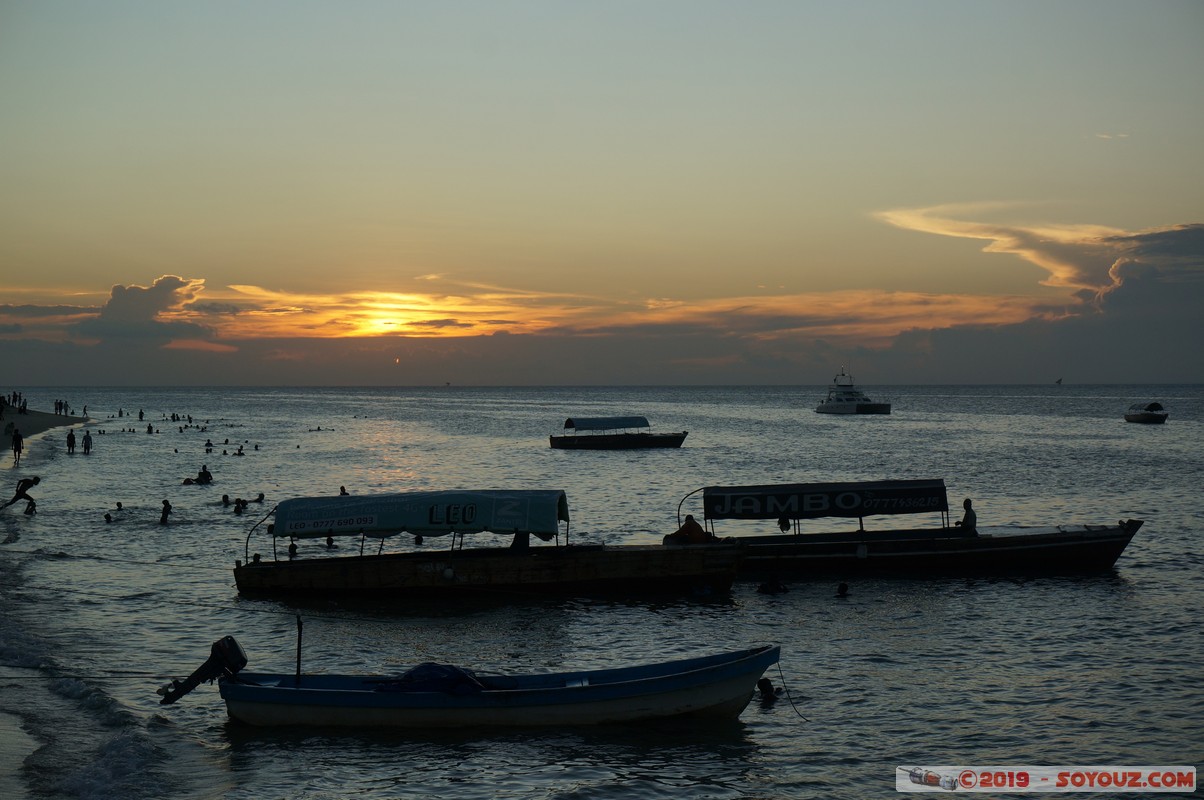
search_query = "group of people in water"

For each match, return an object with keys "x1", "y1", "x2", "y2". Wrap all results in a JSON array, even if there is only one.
[
  {"x1": 65, "y1": 429, "x2": 93, "y2": 454},
  {"x1": 2, "y1": 396, "x2": 279, "y2": 532}
]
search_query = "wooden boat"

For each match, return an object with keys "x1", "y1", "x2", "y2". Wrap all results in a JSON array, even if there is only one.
[
  {"x1": 159, "y1": 635, "x2": 781, "y2": 728},
  {"x1": 676, "y1": 479, "x2": 1143, "y2": 577},
  {"x1": 549, "y1": 416, "x2": 688, "y2": 449},
  {"x1": 1124, "y1": 402, "x2": 1168, "y2": 424},
  {"x1": 234, "y1": 490, "x2": 739, "y2": 598},
  {"x1": 814, "y1": 370, "x2": 891, "y2": 414}
]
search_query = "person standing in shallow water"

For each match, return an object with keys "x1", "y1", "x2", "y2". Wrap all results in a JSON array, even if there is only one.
[
  {"x1": 82, "y1": 430, "x2": 92, "y2": 454},
  {"x1": 66, "y1": 430, "x2": 76, "y2": 454},
  {"x1": 11, "y1": 428, "x2": 23, "y2": 465}
]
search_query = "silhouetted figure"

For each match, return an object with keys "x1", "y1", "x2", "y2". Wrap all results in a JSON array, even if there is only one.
[
  {"x1": 3, "y1": 476, "x2": 39, "y2": 510},
  {"x1": 757, "y1": 677, "x2": 783, "y2": 702},
  {"x1": 160, "y1": 500, "x2": 173, "y2": 524},
  {"x1": 66, "y1": 430, "x2": 76, "y2": 454},
  {"x1": 339, "y1": 486, "x2": 349, "y2": 496},
  {"x1": 663, "y1": 514, "x2": 714, "y2": 544},
  {"x1": 836, "y1": 582, "x2": 849, "y2": 598},
  {"x1": 955, "y1": 498, "x2": 977, "y2": 536}
]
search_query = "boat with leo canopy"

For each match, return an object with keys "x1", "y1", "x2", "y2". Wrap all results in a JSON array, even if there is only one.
[
  {"x1": 234, "y1": 489, "x2": 740, "y2": 598},
  {"x1": 675, "y1": 479, "x2": 1142, "y2": 577},
  {"x1": 549, "y1": 416, "x2": 688, "y2": 449}
]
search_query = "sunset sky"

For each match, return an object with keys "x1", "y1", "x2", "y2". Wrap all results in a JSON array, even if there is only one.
[{"x1": 2, "y1": 0, "x2": 1201, "y2": 385}]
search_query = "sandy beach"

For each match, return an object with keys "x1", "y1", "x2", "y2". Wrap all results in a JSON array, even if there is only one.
[{"x1": 3, "y1": 408, "x2": 85, "y2": 466}]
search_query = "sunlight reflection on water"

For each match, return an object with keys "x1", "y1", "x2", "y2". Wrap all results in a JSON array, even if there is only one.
[{"x1": 1, "y1": 384, "x2": 1201, "y2": 798}]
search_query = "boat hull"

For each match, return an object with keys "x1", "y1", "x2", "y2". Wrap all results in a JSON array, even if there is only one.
[
  {"x1": 218, "y1": 645, "x2": 781, "y2": 728},
  {"x1": 234, "y1": 542, "x2": 740, "y2": 598},
  {"x1": 1124, "y1": 413, "x2": 1167, "y2": 424},
  {"x1": 549, "y1": 432, "x2": 688, "y2": 449},
  {"x1": 733, "y1": 521, "x2": 1142, "y2": 578},
  {"x1": 815, "y1": 403, "x2": 891, "y2": 414}
]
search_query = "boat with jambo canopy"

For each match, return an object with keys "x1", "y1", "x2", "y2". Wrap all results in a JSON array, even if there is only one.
[
  {"x1": 675, "y1": 479, "x2": 1143, "y2": 577},
  {"x1": 158, "y1": 633, "x2": 782, "y2": 729},
  {"x1": 549, "y1": 416, "x2": 688, "y2": 449},
  {"x1": 234, "y1": 489, "x2": 739, "y2": 598}
]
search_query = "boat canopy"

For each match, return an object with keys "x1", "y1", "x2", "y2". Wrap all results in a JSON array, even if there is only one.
[
  {"x1": 272, "y1": 490, "x2": 570, "y2": 541},
  {"x1": 701, "y1": 479, "x2": 948, "y2": 521},
  {"x1": 563, "y1": 416, "x2": 650, "y2": 431},
  {"x1": 1129, "y1": 402, "x2": 1164, "y2": 412}
]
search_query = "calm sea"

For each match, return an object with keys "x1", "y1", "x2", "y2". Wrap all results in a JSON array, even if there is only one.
[{"x1": 1, "y1": 385, "x2": 1201, "y2": 799}]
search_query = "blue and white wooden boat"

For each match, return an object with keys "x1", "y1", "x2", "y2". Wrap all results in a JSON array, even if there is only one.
[{"x1": 160, "y1": 636, "x2": 781, "y2": 728}]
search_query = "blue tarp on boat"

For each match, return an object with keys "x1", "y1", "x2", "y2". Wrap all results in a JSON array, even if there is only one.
[{"x1": 563, "y1": 416, "x2": 650, "y2": 431}]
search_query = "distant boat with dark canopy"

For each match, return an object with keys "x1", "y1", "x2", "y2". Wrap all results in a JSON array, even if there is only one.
[
  {"x1": 1124, "y1": 402, "x2": 1168, "y2": 424},
  {"x1": 549, "y1": 416, "x2": 688, "y2": 449}
]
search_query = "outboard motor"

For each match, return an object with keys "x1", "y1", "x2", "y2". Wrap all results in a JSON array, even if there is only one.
[{"x1": 158, "y1": 636, "x2": 248, "y2": 705}]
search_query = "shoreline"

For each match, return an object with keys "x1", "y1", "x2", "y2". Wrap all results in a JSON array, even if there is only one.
[
  {"x1": 3, "y1": 408, "x2": 85, "y2": 468},
  {"x1": 1, "y1": 408, "x2": 80, "y2": 793}
]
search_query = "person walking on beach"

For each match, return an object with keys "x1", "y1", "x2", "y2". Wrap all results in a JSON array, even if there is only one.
[
  {"x1": 11, "y1": 427, "x2": 23, "y2": 465},
  {"x1": 2, "y1": 476, "x2": 39, "y2": 511}
]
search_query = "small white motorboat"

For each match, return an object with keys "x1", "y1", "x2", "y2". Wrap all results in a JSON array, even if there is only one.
[{"x1": 815, "y1": 370, "x2": 891, "y2": 414}]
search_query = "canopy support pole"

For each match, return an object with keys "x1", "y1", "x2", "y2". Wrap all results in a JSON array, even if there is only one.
[{"x1": 294, "y1": 615, "x2": 303, "y2": 687}]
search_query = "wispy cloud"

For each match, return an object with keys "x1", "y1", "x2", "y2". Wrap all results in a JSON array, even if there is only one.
[{"x1": 877, "y1": 204, "x2": 1203, "y2": 304}]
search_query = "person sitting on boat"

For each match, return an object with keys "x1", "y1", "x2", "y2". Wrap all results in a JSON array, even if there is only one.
[
  {"x1": 663, "y1": 514, "x2": 715, "y2": 545},
  {"x1": 955, "y1": 498, "x2": 977, "y2": 536}
]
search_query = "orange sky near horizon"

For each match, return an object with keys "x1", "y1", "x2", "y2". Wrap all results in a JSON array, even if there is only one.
[{"x1": 1, "y1": 2, "x2": 1201, "y2": 385}]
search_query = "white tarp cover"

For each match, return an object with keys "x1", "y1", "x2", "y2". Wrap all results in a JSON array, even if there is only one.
[
  {"x1": 563, "y1": 416, "x2": 650, "y2": 431},
  {"x1": 273, "y1": 490, "x2": 570, "y2": 541}
]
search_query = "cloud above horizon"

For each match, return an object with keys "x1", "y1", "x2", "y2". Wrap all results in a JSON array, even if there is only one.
[
  {"x1": 2, "y1": 209, "x2": 1199, "y2": 383},
  {"x1": 877, "y1": 204, "x2": 1204, "y2": 305}
]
